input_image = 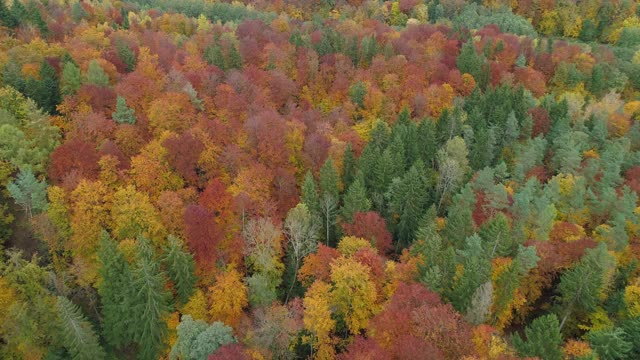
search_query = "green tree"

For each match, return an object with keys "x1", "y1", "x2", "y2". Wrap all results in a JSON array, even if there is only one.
[
  {"x1": 283, "y1": 203, "x2": 319, "y2": 302},
  {"x1": 301, "y1": 171, "x2": 320, "y2": 217},
  {"x1": 130, "y1": 237, "x2": 172, "y2": 360},
  {"x1": 116, "y1": 42, "x2": 136, "y2": 72},
  {"x1": 0, "y1": 0, "x2": 17, "y2": 28},
  {"x1": 62, "y1": 61, "x2": 82, "y2": 95},
  {"x1": 491, "y1": 246, "x2": 538, "y2": 324},
  {"x1": 56, "y1": 296, "x2": 106, "y2": 360},
  {"x1": 449, "y1": 234, "x2": 491, "y2": 312},
  {"x1": 456, "y1": 41, "x2": 487, "y2": 88},
  {"x1": 319, "y1": 157, "x2": 339, "y2": 200},
  {"x1": 226, "y1": 44, "x2": 242, "y2": 70},
  {"x1": 85, "y1": 60, "x2": 109, "y2": 86},
  {"x1": 588, "y1": 328, "x2": 632, "y2": 360},
  {"x1": 32, "y1": 60, "x2": 61, "y2": 114},
  {"x1": 513, "y1": 314, "x2": 564, "y2": 360},
  {"x1": 478, "y1": 213, "x2": 515, "y2": 257},
  {"x1": 348, "y1": 81, "x2": 366, "y2": 109},
  {"x1": 557, "y1": 243, "x2": 615, "y2": 330},
  {"x1": 112, "y1": 95, "x2": 136, "y2": 124},
  {"x1": 341, "y1": 143, "x2": 356, "y2": 191},
  {"x1": 71, "y1": 1, "x2": 88, "y2": 22},
  {"x1": 163, "y1": 235, "x2": 196, "y2": 306},
  {"x1": 204, "y1": 44, "x2": 225, "y2": 70},
  {"x1": 97, "y1": 231, "x2": 135, "y2": 348},
  {"x1": 340, "y1": 174, "x2": 371, "y2": 222},
  {"x1": 169, "y1": 315, "x2": 235, "y2": 360},
  {"x1": 8, "y1": 168, "x2": 47, "y2": 219}
]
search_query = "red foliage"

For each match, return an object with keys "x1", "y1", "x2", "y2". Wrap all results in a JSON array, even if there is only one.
[
  {"x1": 625, "y1": 166, "x2": 640, "y2": 194},
  {"x1": 529, "y1": 106, "x2": 551, "y2": 137},
  {"x1": 77, "y1": 84, "x2": 117, "y2": 115},
  {"x1": 184, "y1": 205, "x2": 225, "y2": 271},
  {"x1": 342, "y1": 212, "x2": 393, "y2": 255},
  {"x1": 48, "y1": 138, "x2": 101, "y2": 188},
  {"x1": 514, "y1": 67, "x2": 547, "y2": 97},
  {"x1": 339, "y1": 336, "x2": 388, "y2": 360},
  {"x1": 163, "y1": 132, "x2": 205, "y2": 186},
  {"x1": 298, "y1": 244, "x2": 340, "y2": 285},
  {"x1": 207, "y1": 344, "x2": 248, "y2": 360}
]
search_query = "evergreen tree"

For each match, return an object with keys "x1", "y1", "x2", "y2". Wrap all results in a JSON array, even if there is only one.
[
  {"x1": 387, "y1": 161, "x2": 429, "y2": 249},
  {"x1": 491, "y1": 246, "x2": 538, "y2": 324},
  {"x1": 85, "y1": 59, "x2": 109, "y2": 86},
  {"x1": 442, "y1": 186, "x2": 475, "y2": 246},
  {"x1": 417, "y1": 118, "x2": 437, "y2": 167},
  {"x1": 130, "y1": 237, "x2": 172, "y2": 360},
  {"x1": 27, "y1": 1, "x2": 48, "y2": 37},
  {"x1": 348, "y1": 82, "x2": 366, "y2": 109},
  {"x1": 341, "y1": 143, "x2": 356, "y2": 191},
  {"x1": 396, "y1": 106, "x2": 411, "y2": 126},
  {"x1": 32, "y1": 60, "x2": 61, "y2": 114},
  {"x1": 112, "y1": 96, "x2": 136, "y2": 124},
  {"x1": 163, "y1": 235, "x2": 197, "y2": 306},
  {"x1": 588, "y1": 328, "x2": 632, "y2": 360},
  {"x1": 449, "y1": 234, "x2": 491, "y2": 312},
  {"x1": 56, "y1": 296, "x2": 106, "y2": 360},
  {"x1": 116, "y1": 42, "x2": 136, "y2": 72},
  {"x1": 301, "y1": 171, "x2": 320, "y2": 217},
  {"x1": 478, "y1": 212, "x2": 515, "y2": 257},
  {"x1": 62, "y1": 61, "x2": 82, "y2": 95},
  {"x1": 557, "y1": 243, "x2": 615, "y2": 330},
  {"x1": 8, "y1": 168, "x2": 47, "y2": 219},
  {"x1": 226, "y1": 44, "x2": 242, "y2": 70},
  {"x1": 0, "y1": 0, "x2": 17, "y2": 28},
  {"x1": 71, "y1": 1, "x2": 88, "y2": 22},
  {"x1": 170, "y1": 315, "x2": 235, "y2": 360},
  {"x1": 456, "y1": 41, "x2": 487, "y2": 89},
  {"x1": 513, "y1": 314, "x2": 564, "y2": 360},
  {"x1": 340, "y1": 174, "x2": 371, "y2": 222},
  {"x1": 97, "y1": 231, "x2": 135, "y2": 349},
  {"x1": 319, "y1": 157, "x2": 339, "y2": 200},
  {"x1": 204, "y1": 44, "x2": 225, "y2": 70},
  {"x1": 10, "y1": 0, "x2": 27, "y2": 22}
]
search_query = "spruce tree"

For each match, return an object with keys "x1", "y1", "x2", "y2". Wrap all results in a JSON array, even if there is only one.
[
  {"x1": 56, "y1": 296, "x2": 106, "y2": 360},
  {"x1": 341, "y1": 143, "x2": 356, "y2": 191},
  {"x1": 301, "y1": 171, "x2": 320, "y2": 217},
  {"x1": 112, "y1": 96, "x2": 136, "y2": 124},
  {"x1": 204, "y1": 44, "x2": 225, "y2": 70},
  {"x1": 130, "y1": 237, "x2": 172, "y2": 360},
  {"x1": 226, "y1": 44, "x2": 242, "y2": 70},
  {"x1": 62, "y1": 61, "x2": 82, "y2": 95},
  {"x1": 86, "y1": 59, "x2": 109, "y2": 86},
  {"x1": 163, "y1": 235, "x2": 197, "y2": 306},
  {"x1": 513, "y1": 314, "x2": 563, "y2": 360},
  {"x1": 0, "y1": 0, "x2": 17, "y2": 28},
  {"x1": 417, "y1": 118, "x2": 437, "y2": 167},
  {"x1": 319, "y1": 157, "x2": 339, "y2": 200},
  {"x1": 449, "y1": 234, "x2": 491, "y2": 312},
  {"x1": 97, "y1": 231, "x2": 135, "y2": 348},
  {"x1": 340, "y1": 174, "x2": 371, "y2": 222},
  {"x1": 33, "y1": 60, "x2": 61, "y2": 114}
]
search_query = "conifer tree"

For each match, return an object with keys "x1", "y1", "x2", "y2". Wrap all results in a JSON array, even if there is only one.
[
  {"x1": 163, "y1": 235, "x2": 197, "y2": 306},
  {"x1": 301, "y1": 171, "x2": 320, "y2": 217},
  {"x1": 56, "y1": 296, "x2": 106, "y2": 360},
  {"x1": 86, "y1": 59, "x2": 109, "y2": 86},
  {"x1": 340, "y1": 174, "x2": 371, "y2": 222},
  {"x1": 513, "y1": 314, "x2": 563, "y2": 360},
  {"x1": 341, "y1": 143, "x2": 356, "y2": 191},
  {"x1": 97, "y1": 231, "x2": 134, "y2": 348},
  {"x1": 112, "y1": 96, "x2": 136, "y2": 124},
  {"x1": 62, "y1": 61, "x2": 82, "y2": 95},
  {"x1": 8, "y1": 168, "x2": 47, "y2": 219},
  {"x1": 130, "y1": 237, "x2": 172, "y2": 360}
]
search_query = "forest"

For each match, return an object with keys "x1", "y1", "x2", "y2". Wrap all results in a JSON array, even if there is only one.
[{"x1": 1, "y1": 0, "x2": 640, "y2": 359}]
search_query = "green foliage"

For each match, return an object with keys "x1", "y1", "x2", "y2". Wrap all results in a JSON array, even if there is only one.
[
  {"x1": 341, "y1": 143, "x2": 356, "y2": 191},
  {"x1": 588, "y1": 328, "x2": 633, "y2": 360},
  {"x1": 513, "y1": 314, "x2": 564, "y2": 360},
  {"x1": 170, "y1": 315, "x2": 235, "y2": 360},
  {"x1": 116, "y1": 42, "x2": 136, "y2": 72},
  {"x1": 130, "y1": 237, "x2": 172, "y2": 360},
  {"x1": 163, "y1": 236, "x2": 197, "y2": 306},
  {"x1": 301, "y1": 171, "x2": 320, "y2": 217},
  {"x1": 452, "y1": 3, "x2": 537, "y2": 36},
  {"x1": 348, "y1": 81, "x2": 366, "y2": 109},
  {"x1": 8, "y1": 168, "x2": 47, "y2": 219},
  {"x1": 56, "y1": 296, "x2": 106, "y2": 360},
  {"x1": 112, "y1": 96, "x2": 136, "y2": 124},
  {"x1": 97, "y1": 232, "x2": 135, "y2": 349},
  {"x1": 449, "y1": 234, "x2": 491, "y2": 312},
  {"x1": 61, "y1": 62, "x2": 82, "y2": 95},
  {"x1": 85, "y1": 60, "x2": 109, "y2": 87},
  {"x1": 340, "y1": 174, "x2": 370, "y2": 222}
]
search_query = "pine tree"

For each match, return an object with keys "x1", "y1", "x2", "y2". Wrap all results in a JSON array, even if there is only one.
[
  {"x1": 226, "y1": 44, "x2": 242, "y2": 70},
  {"x1": 341, "y1": 143, "x2": 356, "y2": 190},
  {"x1": 131, "y1": 237, "x2": 172, "y2": 360},
  {"x1": 56, "y1": 296, "x2": 106, "y2": 360},
  {"x1": 387, "y1": 161, "x2": 429, "y2": 249},
  {"x1": 588, "y1": 328, "x2": 632, "y2": 360},
  {"x1": 112, "y1": 96, "x2": 136, "y2": 124},
  {"x1": 513, "y1": 314, "x2": 563, "y2": 360},
  {"x1": 97, "y1": 231, "x2": 135, "y2": 348},
  {"x1": 340, "y1": 174, "x2": 371, "y2": 222},
  {"x1": 85, "y1": 59, "x2": 109, "y2": 86},
  {"x1": 163, "y1": 235, "x2": 197, "y2": 306}
]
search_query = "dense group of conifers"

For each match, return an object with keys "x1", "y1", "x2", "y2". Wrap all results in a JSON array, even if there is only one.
[{"x1": 1, "y1": 0, "x2": 640, "y2": 359}]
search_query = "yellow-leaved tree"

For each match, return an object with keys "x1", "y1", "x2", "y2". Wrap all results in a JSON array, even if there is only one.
[{"x1": 208, "y1": 267, "x2": 248, "y2": 328}]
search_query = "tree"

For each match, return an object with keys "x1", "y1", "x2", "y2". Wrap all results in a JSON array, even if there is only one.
[
  {"x1": 56, "y1": 296, "x2": 106, "y2": 360},
  {"x1": 8, "y1": 168, "x2": 47, "y2": 219},
  {"x1": 112, "y1": 96, "x2": 136, "y2": 124},
  {"x1": 130, "y1": 237, "x2": 172, "y2": 360},
  {"x1": 513, "y1": 314, "x2": 564, "y2": 360},
  {"x1": 342, "y1": 211, "x2": 392, "y2": 255},
  {"x1": 86, "y1": 60, "x2": 109, "y2": 87},
  {"x1": 330, "y1": 257, "x2": 378, "y2": 335},
  {"x1": 301, "y1": 171, "x2": 320, "y2": 217},
  {"x1": 97, "y1": 231, "x2": 135, "y2": 348},
  {"x1": 31, "y1": 60, "x2": 61, "y2": 114},
  {"x1": 207, "y1": 268, "x2": 248, "y2": 327},
  {"x1": 0, "y1": 0, "x2": 17, "y2": 28},
  {"x1": 449, "y1": 234, "x2": 491, "y2": 312},
  {"x1": 163, "y1": 235, "x2": 197, "y2": 305},
  {"x1": 284, "y1": 204, "x2": 319, "y2": 302},
  {"x1": 303, "y1": 281, "x2": 335, "y2": 359},
  {"x1": 588, "y1": 328, "x2": 632, "y2": 360},
  {"x1": 62, "y1": 61, "x2": 82, "y2": 95},
  {"x1": 457, "y1": 41, "x2": 487, "y2": 88},
  {"x1": 341, "y1": 143, "x2": 356, "y2": 190},
  {"x1": 319, "y1": 192, "x2": 339, "y2": 247},
  {"x1": 557, "y1": 243, "x2": 615, "y2": 330},
  {"x1": 349, "y1": 81, "x2": 367, "y2": 109},
  {"x1": 170, "y1": 315, "x2": 236, "y2": 360},
  {"x1": 436, "y1": 137, "x2": 468, "y2": 211},
  {"x1": 319, "y1": 157, "x2": 339, "y2": 200},
  {"x1": 341, "y1": 174, "x2": 371, "y2": 222}
]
